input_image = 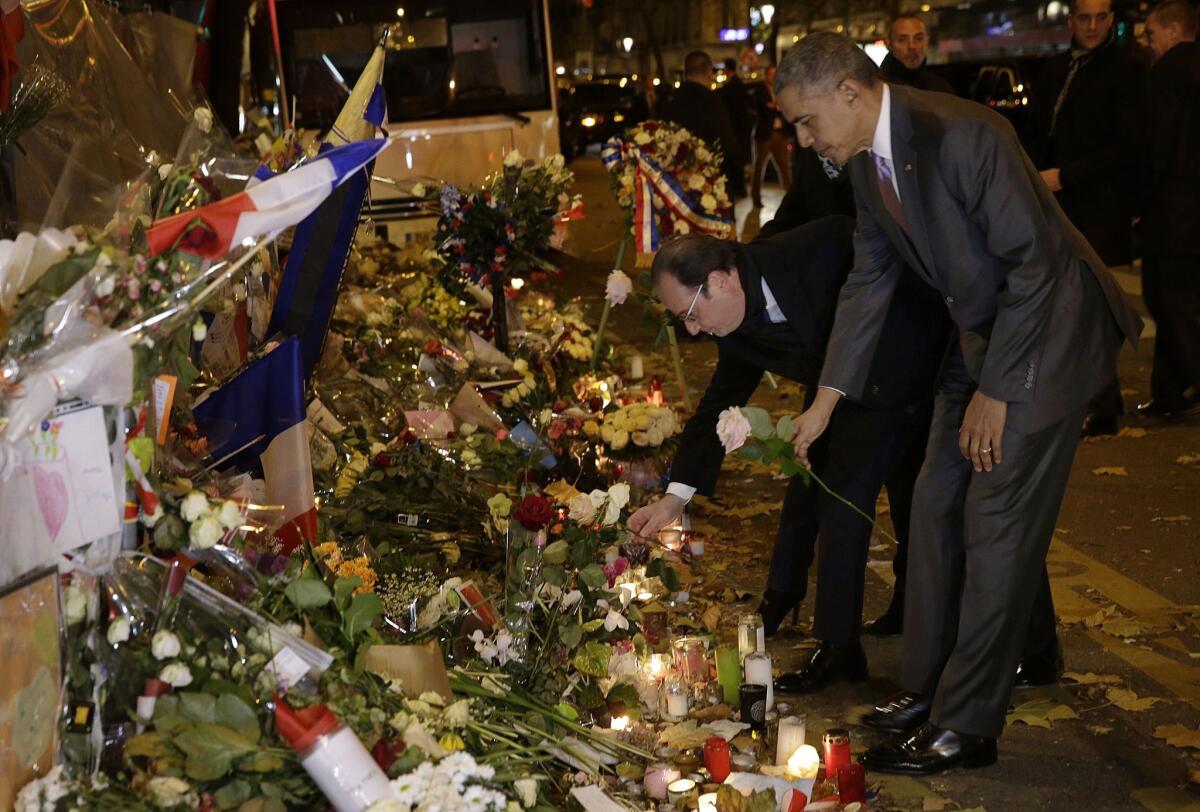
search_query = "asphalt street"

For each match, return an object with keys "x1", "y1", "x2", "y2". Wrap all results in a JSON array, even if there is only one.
[{"x1": 557, "y1": 153, "x2": 1200, "y2": 811}]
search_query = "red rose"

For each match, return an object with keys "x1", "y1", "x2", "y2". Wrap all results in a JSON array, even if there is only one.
[
  {"x1": 373, "y1": 453, "x2": 392, "y2": 468},
  {"x1": 371, "y1": 737, "x2": 406, "y2": 771},
  {"x1": 514, "y1": 495, "x2": 553, "y2": 531}
]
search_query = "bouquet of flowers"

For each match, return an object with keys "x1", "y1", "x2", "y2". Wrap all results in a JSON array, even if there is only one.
[{"x1": 599, "y1": 402, "x2": 679, "y2": 456}]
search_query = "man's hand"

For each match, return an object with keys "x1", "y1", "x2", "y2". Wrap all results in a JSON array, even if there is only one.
[
  {"x1": 1040, "y1": 168, "x2": 1063, "y2": 193},
  {"x1": 627, "y1": 494, "x2": 686, "y2": 540},
  {"x1": 959, "y1": 391, "x2": 1007, "y2": 473},
  {"x1": 791, "y1": 387, "x2": 842, "y2": 469}
]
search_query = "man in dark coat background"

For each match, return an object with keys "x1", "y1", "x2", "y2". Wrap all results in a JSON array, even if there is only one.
[
  {"x1": 880, "y1": 16, "x2": 954, "y2": 94},
  {"x1": 664, "y1": 51, "x2": 740, "y2": 199},
  {"x1": 718, "y1": 58, "x2": 753, "y2": 200},
  {"x1": 1138, "y1": 0, "x2": 1200, "y2": 419},
  {"x1": 1025, "y1": 0, "x2": 1145, "y2": 436}
]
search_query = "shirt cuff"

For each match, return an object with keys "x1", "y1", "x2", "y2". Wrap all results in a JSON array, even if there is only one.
[
  {"x1": 665, "y1": 482, "x2": 697, "y2": 503},
  {"x1": 819, "y1": 385, "x2": 847, "y2": 397}
]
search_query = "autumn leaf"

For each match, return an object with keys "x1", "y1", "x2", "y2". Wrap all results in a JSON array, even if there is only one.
[
  {"x1": 1151, "y1": 515, "x2": 1192, "y2": 524},
  {"x1": 1099, "y1": 616, "x2": 1152, "y2": 638},
  {"x1": 1006, "y1": 698, "x2": 1078, "y2": 728},
  {"x1": 1106, "y1": 687, "x2": 1162, "y2": 712},
  {"x1": 725, "y1": 500, "x2": 780, "y2": 519},
  {"x1": 1064, "y1": 672, "x2": 1123, "y2": 685},
  {"x1": 1176, "y1": 453, "x2": 1200, "y2": 466},
  {"x1": 543, "y1": 479, "x2": 583, "y2": 504},
  {"x1": 658, "y1": 720, "x2": 708, "y2": 749},
  {"x1": 1091, "y1": 466, "x2": 1129, "y2": 476},
  {"x1": 1084, "y1": 605, "x2": 1118, "y2": 627},
  {"x1": 701, "y1": 604, "x2": 723, "y2": 634},
  {"x1": 1088, "y1": 725, "x2": 1113, "y2": 735},
  {"x1": 1153, "y1": 724, "x2": 1200, "y2": 750}
]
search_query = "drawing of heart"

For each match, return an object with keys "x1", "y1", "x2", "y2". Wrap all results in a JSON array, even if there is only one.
[{"x1": 32, "y1": 465, "x2": 69, "y2": 541}]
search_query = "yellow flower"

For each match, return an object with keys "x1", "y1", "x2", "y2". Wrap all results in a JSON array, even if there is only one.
[
  {"x1": 336, "y1": 555, "x2": 378, "y2": 594},
  {"x1": 583, "y1": 420, "x2": 600, "y2": 438},
  {"x1": 438, "y1": 732, "x2": 465, "y2": 752}
]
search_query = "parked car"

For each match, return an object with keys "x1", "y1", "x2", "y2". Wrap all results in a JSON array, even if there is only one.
[
  {"x1": 558, "y1": 79, "x2": 644, "y2": 160},
  {"x1": 930, "y1": 58, "x2": 1040, "y2": 133}
]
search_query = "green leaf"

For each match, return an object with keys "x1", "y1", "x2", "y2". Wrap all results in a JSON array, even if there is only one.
[
  {"x1": 606, "y1": 681, "x2": 641, "y2": 709},
  {"x1": 554, "y1": 702, "x2": 580, "y2": 722},
  {"x1": 579, "y1": 563, "x2": 607, "y2": 590},
  {"x1": 342, "y1": 591, "x2": 385, "y2": 640},
  {"x1": 125, "y1": 731, "x2": 168, "y2": 759},
  {"x1": 284, "y1": 578, "x2": 332, "y2": 609},
  {"x1": 582, "y1": 618, "x2": 605, "y2": 633},
  {"x1": 741, "y1": 406, "x2": 774, "y2": 441},
  {"x1": 334, "y1": 577, "x2": 362, "y2": 609},
  {"x1": 213, "y1": 780, "x2": 254, "y2": 810},
  {"x1": 558, "y1": 623, "x2": 583, "y2": 648},
  {"x1": 179, "y1": 692, "x2": 217, "y2": 724},
  {"x1": 240, "y1": 751, "x2": 285, "y2": 772},
  {"x1": 775, "y1": 415, "x2": 796, "y2": 442},
  {"x1": 762, "y1": 437, "x2": 789, "y2": 463},
  {"x1": 542, "y1": 539, "x2": 569, "y2": 565},
  {"x1": 660, "y1": 564, "x2": 681, "y2": 592},
  {"x1": 542, "y1": 565, "x2": 566, "y2": 587},
  {"x1": 645, "y1": 558, "x2": 665, "y2": 579},
  {"x1": 174, "y1": 723, "x2": 258, "y2": 781},
  {"x1": 215, "y1": 694, "x2": 260, "y2": 743},
  {"x1": 737, "y1": 443, "x2": 762, "y2": 461},
  {"x1": 572, "y1": 640, "x2": 612, "y2": 677}
]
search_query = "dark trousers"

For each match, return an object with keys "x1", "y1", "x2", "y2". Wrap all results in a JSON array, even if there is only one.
[
  {"x1": 903, "y1": 356, "x2": 1083, "y2": 738},
  {"x1": 1143, "y1": 253, "x2": 1200, "y2": 406},
  {"x1": 766, "y1": 398, "x2": 931, "y2": 643}
]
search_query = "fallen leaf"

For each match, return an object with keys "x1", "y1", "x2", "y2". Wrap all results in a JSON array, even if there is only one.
[
  {"x1": 1106, "y1": 687, "x2": 1162, "y2": 712},
  {"x1": 691, "y1": 704, "x2": 733, "y2": 722},
  {"x1": 1084, "y1": 605, "x2": 1119, "y2": 627},
  {"x1": 1189, "y1": 768, "x2": 1200, "y2": 786},
  {"x1": 1006, "y1": 698, "x2": 1079, "y2": 728},
  {"x1": 1064, "y1": 672, "x2": 1124, "y2": 685},
  {"x1": 1088, "y1": 725, "x2": 1113, "y2": 735},
  {"x1": 1151, "y1": 515, "x2": 1192, "y2": 523},
  {"x1": 701, "y1": 604, "x2": 722, "y2": 634},
  {"x1": 1116, "y1": 526, "x2": 1133, "y2": 530},
  {"x1": 1117, "y1": 427, "x2": 1148, "y2": 439},
  {"x1": 1176, "y1": 453, "x2": 1200, "y2": 466},
  {"x1": 725, "y1": 500, "x2": 780, "y2": 519},
  {"x1": 543, "y1": 479, "x2": 583, "y2": 503},
  {"x1": 1100, "y1": 616, "x2": 1152, "y2": 637},
  {"x1": 922, "y1": 799, "x2": 952, "y2": 811},
  {"x1": 658, "y1": 720, "x2": 707, "y2": 749},
  {"x1": 1092, "y1": 466, "x2": 1129, "y2": 476},
  {"x1": 1153, "y1": 724, "x2": 1200, "y2": 750}
]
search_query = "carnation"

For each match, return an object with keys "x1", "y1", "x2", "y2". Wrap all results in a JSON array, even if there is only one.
[
  {"x1": 217, "y1": 499, "x2": 243, "y2": 530},
  {"x1": 179, "y1": 490, "x2": 211, "y2": 523}
]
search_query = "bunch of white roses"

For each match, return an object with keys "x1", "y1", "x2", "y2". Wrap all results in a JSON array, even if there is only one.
[
  {"x1": 600, "y1": 403, "x2": 679, "y2": 451},
  {"x1": 178, "y1": 489, "x2": 243, "y2": 550}
]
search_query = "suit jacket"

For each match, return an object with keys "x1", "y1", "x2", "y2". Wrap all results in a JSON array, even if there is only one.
[
  {"x1": 1140, "y1": 41, "x2": 1200, "y2": 255},
  {"x1": 820, "y1": 85, "x2": 1142, "y2": 433},
  {"x1": 1025, "y1": 39, "x2": 1146, "y2": 265},
  {"x1": 881, "y1": 53, "x2": 955, "y2": 95},
  {"x1": 670, "y1": 215, "x2": 951, "y2": 495},
  {"x1": 718, "y1": 75, "x2": 754, "y2": 163},
  {"x1": 664, "y1": 81, "x2": 739, "y2": 186}
]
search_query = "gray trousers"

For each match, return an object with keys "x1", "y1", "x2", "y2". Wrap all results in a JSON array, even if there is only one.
[{"x1": 902, "y1": 356, "x2": 1086, "y2": 738}]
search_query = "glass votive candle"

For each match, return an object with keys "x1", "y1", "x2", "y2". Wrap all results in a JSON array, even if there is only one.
[
  {"x1": 644, "y1": 762, "x2": 681, "y2": 800},
  {"x1": 664, "y1": 678, "x2": 690, "y2": 721},
  {"x1": 645, "y1": 653, "x2": 670, "y2": 682},
  {"x1": 702, "y1": 735, "x2": 731, "y2": 783},
  {"x1": 822, "y1": 728, "x2": 852, "y2": 777},
  {"x1": 738, "y1": 682, "x2": 768, "y2": 730},
  {"x1": 836, "y1": 761, "x2": 866, "y2": 803},
  {"x1": 672, "y1": 635, "x2": 709, "y2": 684},
  {"x1": 743, "y1": 650, "x2": 774, "y2": 711},
  {"x1": 737, "y1": 613, "x2": 765, "y2": 662},
  {"x1": 667, "y1": 777, "x2": 697, "y2": 806},
  {"x1": 715, "y1": 645, "x2": 741, "y2": 704}
]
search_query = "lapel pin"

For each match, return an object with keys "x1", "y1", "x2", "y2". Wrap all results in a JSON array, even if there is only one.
[{"x1": 904, "y1": 163, "x2": 912, "y2": 171}]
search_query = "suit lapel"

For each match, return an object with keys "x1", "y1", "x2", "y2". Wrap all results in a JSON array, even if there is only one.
[
  {"x1": 851, "y1": 153, "x2": 925, "y2": 275},
  {"x1": 889, "y1": 87, "x2": 939, "y2": 280}
]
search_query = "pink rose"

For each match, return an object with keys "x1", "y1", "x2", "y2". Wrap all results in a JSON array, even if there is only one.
[
  {"x1": 605, "y1": 269, "x2": 633, "y2": 305},
  {"x1": 715, "y1": 407, "x2": 752, "y2": 454}
]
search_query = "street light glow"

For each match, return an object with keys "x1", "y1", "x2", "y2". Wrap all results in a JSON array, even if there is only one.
[
  {"x1": 761, "y1": 4, "x2": 775, "y2": 24},
  {"x1": 622, "y1": 37, "x2": 634, "y2": 52}
]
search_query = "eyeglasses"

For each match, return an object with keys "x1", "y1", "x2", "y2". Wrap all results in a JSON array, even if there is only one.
[{"x1": 679, "y1": 284, "x2": 705, "y2": 324}]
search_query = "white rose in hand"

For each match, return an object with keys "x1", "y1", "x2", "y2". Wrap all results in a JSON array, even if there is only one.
[
  {"x1": 605, "y1": 269, "x2": 634, "y2": 305},
  {"x1": 715, "y1": 407, "x2": 753, "y2": 453}
]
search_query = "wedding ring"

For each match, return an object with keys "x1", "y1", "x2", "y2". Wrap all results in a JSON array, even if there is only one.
[{"x1": 981, "y1": 447, "x2": 992, "y2": 454}]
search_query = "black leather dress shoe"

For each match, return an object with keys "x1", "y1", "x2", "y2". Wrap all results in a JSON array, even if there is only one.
[
  {"x1": 1136, "y1": 398, "x2": 1200, "y2": 420},
  {"x1": 774, "y1": 641, "x2": 867, "y2": 694},
  {"x1": 860, "y1": 723, "x2": 997, "y2": 775},
  {"x1": 1015, "y1": 639, "x2": 1064, "y2": 687},
  {"x1": 860, "y1": 690, "x2": 931, "y2": 734},
  {"x1": 1081, "y1": 413, "x2": 1119, "y2": 437},
  {"x1": 863, "y1": 598, "x2": 903, "y2": 637},
  {"x1": 757, "y1": 588, "x2": 804, "y2": 638}
]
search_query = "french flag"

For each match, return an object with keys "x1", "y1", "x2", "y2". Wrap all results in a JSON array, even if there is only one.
[
  {"x1": 145, "y1": 138, "x2": 392, "y2": 259},
  {"x1": 192, "y1": 336, "x2": 316, "y2": 553}
]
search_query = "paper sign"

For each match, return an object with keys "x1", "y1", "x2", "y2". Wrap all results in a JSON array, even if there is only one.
[
  {"x1": 152, "y1": 375, "x2": 177, "y2": 445},
  {"x1": 265, "y1": 646, "x2": 311, "y2": 691},
  {"x1": 3, "y1": 405, "x2": 120, "y2": 556}
]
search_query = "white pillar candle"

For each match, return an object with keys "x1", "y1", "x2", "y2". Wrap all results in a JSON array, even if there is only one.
[
  {"x1": 786, "y1": 744, "x2": 821, "y2": 779},
  {"x1": 743, "y1": 651, "x2": 774, "y2": 711},
  {"x1": 629, "y1": 353, "x2": 644, "y2": 380},
  {"x1": 775, "y1": 715, "x2": 807, "y2": 765},
  {"x1": 665, "y1": 681, "x2": 690, "y2": 720}
]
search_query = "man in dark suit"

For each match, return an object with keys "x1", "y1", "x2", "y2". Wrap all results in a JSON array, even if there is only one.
[
  {"x1": 751, "y1": 65, "x2": 794, "y2": 207},
  {"x1": 664, "y1": 51, "x2": 740, "y2": 198},
  {"x1": 881, "y1": 16, "x2": 954, "y2": 94},
  {"x1": 627, "y1": 216, "x2": 951, "y2": 692},
  {"x1": 718, "y1": 58, "x2": 753, "y2": 200},
  {"x1": 1025, "y1": 0, "x2": 1146, "y2": 436},
  {"x1": 1138, "y1": 0, "x2": 1200, "y2": 419},
  {"x1": 777, "y1": 33, "x2": 1141, "y2": 773}
]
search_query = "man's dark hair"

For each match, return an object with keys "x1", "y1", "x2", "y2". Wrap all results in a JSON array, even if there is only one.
[
  {"x1": 775, "y1": 31, "x2": 881, "y2": 95},
  {"x1": 684, "y1": 51, "x2": 714, "y2": 79},
  {"x1": 1150, "y1": 0, "x2": 1199, "y2": 34},
  {"x1": 888, "y1": 15, "x2": 928, "y2": 36},
  {"x1": 723, "y1": 57, "x2": 737, "y2": 71},
  {"x1": 651, "y1": 234, "x2": 737, "y2": 290}
]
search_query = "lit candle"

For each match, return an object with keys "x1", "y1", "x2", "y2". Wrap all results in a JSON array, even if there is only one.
[
  {"x1": 610, "y1": 714, "x2": 630, "y2": 731},
  {"x1": 775, "y1": 715, "x2": 807, "y2": 766},
  {"x1": 737, "y1": 613, "x2": 765, "y2": 662},
  {"x1": 644, "y1": 762, "x2": 681, "y2": 800},
  {"x1": 687, "y1": 535, "x2": 705, "y2": 556},
  {"x1": 666, "y1": 778, "x2": 697, "y2": 806},
  {"x1": 698, "y1": 793, "x2": 718, "y2": 812},
  {"x1": 786, "y1": 744, "x2": 821, "y2": 779},
  {"x1": 822, "y1": 728, "x2": 852, "y2": 778},
  {"x1": 629, "y1": 353, "x2": 644, "y2": 380},
  {"x1": 664, "y1": 678, "x2": 689, "y2": 720},
  {"x1": 743, "y1": 651, "x2": 774, "y2": 711},
  {"x1": 645, "y1": 653, "x2": 670, "y2": 681}
]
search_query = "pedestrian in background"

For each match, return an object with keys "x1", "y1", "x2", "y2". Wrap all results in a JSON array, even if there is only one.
[
  {"x1": 664, "y1": 51, "x2": 739, "y2": 201},
  {"x1": 1137, "y1": 0, "x2": 1200, "y2": 420},
  {"x1": 1025, "y1": 0, "x2": 1146, "y2": 437},
  {"x1": 881, "y1": 15, "x2": 955, "y2": 94},
  {"x1": 718, "y1": 58, "x2": 753, "y2": 200},
  {"x1": 751, "y1": 65, "x2": 793, "y2": 207}
]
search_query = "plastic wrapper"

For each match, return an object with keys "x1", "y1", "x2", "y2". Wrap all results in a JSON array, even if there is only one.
[{"x1": 0, "y1": 228, "x2": 79, "y2": 313}]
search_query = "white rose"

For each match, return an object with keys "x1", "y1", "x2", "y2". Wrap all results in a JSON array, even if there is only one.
[
  {"x1": 459, "y1": 422, "x2": 478, "y2": 437},
  {"x1": 605, "y1": 269, "x2": 633, "y2": 305},
  {"x1": 189, "y1": 515, "x2": 223, "y2": 549},
  {"x1": 602, "y1": 498, "x2": 621, "y2": 527},
  {"x1": 700, "y1": 193, "x2": 718, "y2": 212},
  {"x1": 146, "y1": 776, "x2": 195, "y2": 807},
  {"x1": 94, "y1": 273, "x2": 115, "y2": 298},
  {"x1": 443, "y1": 699, "x2": 471, "y2": 728},
  {"x1": 646, "y1": 426, "x2": 664, "y2": 446},
  {"x1": 715, "y1": 406, "x2": 753, "y2": 453},
  {"x1": 151, "y1": 630, "x2": 182, "y2": 660},
  {"x1": 632, "y1": 431, "x2": 649, "y2": 447},
  {"x1": 503, "y1": 148, "x2": 525, "y2": 168},
  {"x1": 217, "y1": 499, "x2": 242, "y2": 530},
  {"x1": 568, "y1": 493, "x2": 596, "y2": 523},
  {"x1": 411, "y1": 182, "x2": 427, "y2": 197},
  {"x1": 192, "y1": 320, "x2": 207, "y2": 342},
  {"x1": 549, "y1": 154, "x2": 566, "y2": 170},
  {"x1": 514, "y1": 778, "x2": 539, "y2": 808},
  {"x1": 106, "y1": 616, "x2": 131, "y2": 645},
  {"x1": 607, "y1": 483, "x2": 631, "y2": 510},
  {"x1": 179, "y1": 490, "x2": 211, "y2": 523},
  {"x1": 63, "y1": 585, "x2": 87, "y2": 626},
  {"x1": 157, "y1": 162, "x2": 174, "y2": 180},
  {"x1": 611, "y1": 429, "x2": 629, "y2": 450},
  {"x1": 159, "y1": 662, "x2": 193, "y2": 687},
  {"x1": 513, "y1": 358, "x2": 529, "y2": 375},
  {"x1": 193, "y1": 107, "x2": 213, "y2": 133}
]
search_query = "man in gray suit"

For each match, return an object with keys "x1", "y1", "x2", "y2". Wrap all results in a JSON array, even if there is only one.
[{"x1": 775, "y1": 33, "x2": 1141, "y2": 774}]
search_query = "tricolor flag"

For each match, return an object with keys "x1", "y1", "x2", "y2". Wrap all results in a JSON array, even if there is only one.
[
  {"x1": 267, "y1": 38, "x2": 389, "y2": 378},
  {"x1": 192, "y1": 336, "x2": 316, "y2": 553},
  {"x1": 145, "y1": 137, "x2": 391, "y2": 259}
]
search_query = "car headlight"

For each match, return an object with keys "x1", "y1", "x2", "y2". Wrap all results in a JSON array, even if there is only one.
[
  {"x1": 581, "y1": 116, "x2": 597, "y2": 127},
  {"x1": 613, "y1": 113, "x2": 625, "y2": 122}
]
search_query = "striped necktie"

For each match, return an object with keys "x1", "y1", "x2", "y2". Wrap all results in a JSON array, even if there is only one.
[{"x1": 874, "y1": 153, "x2": 910, "y2": 235}]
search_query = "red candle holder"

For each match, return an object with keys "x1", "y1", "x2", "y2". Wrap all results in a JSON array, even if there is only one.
[
  {"x1": 822, "y1": 728, "x2": 851, "y2": 778},
  {"x1": 703, "y1": 736, "x2": 731, "y2": 783},
  {"x1": 836, "y1": 761, "x2": 866, "y2": 803}
]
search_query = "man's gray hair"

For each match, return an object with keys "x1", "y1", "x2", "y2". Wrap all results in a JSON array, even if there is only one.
[
  {"x1": 775, "y1": 32, "x2": 881, "y2": 96},
  {"x1": 1149, "y1": 0, "x2": 1199, "y2": 35}
]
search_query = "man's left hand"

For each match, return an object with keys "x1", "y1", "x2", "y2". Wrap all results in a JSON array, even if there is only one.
[
  {"x1": 1040, "y1": 168, "x2": 1063, "y2": 192},
  {"x1": 959, "y1": 391, "x2": 1007, "y2": 473}
]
